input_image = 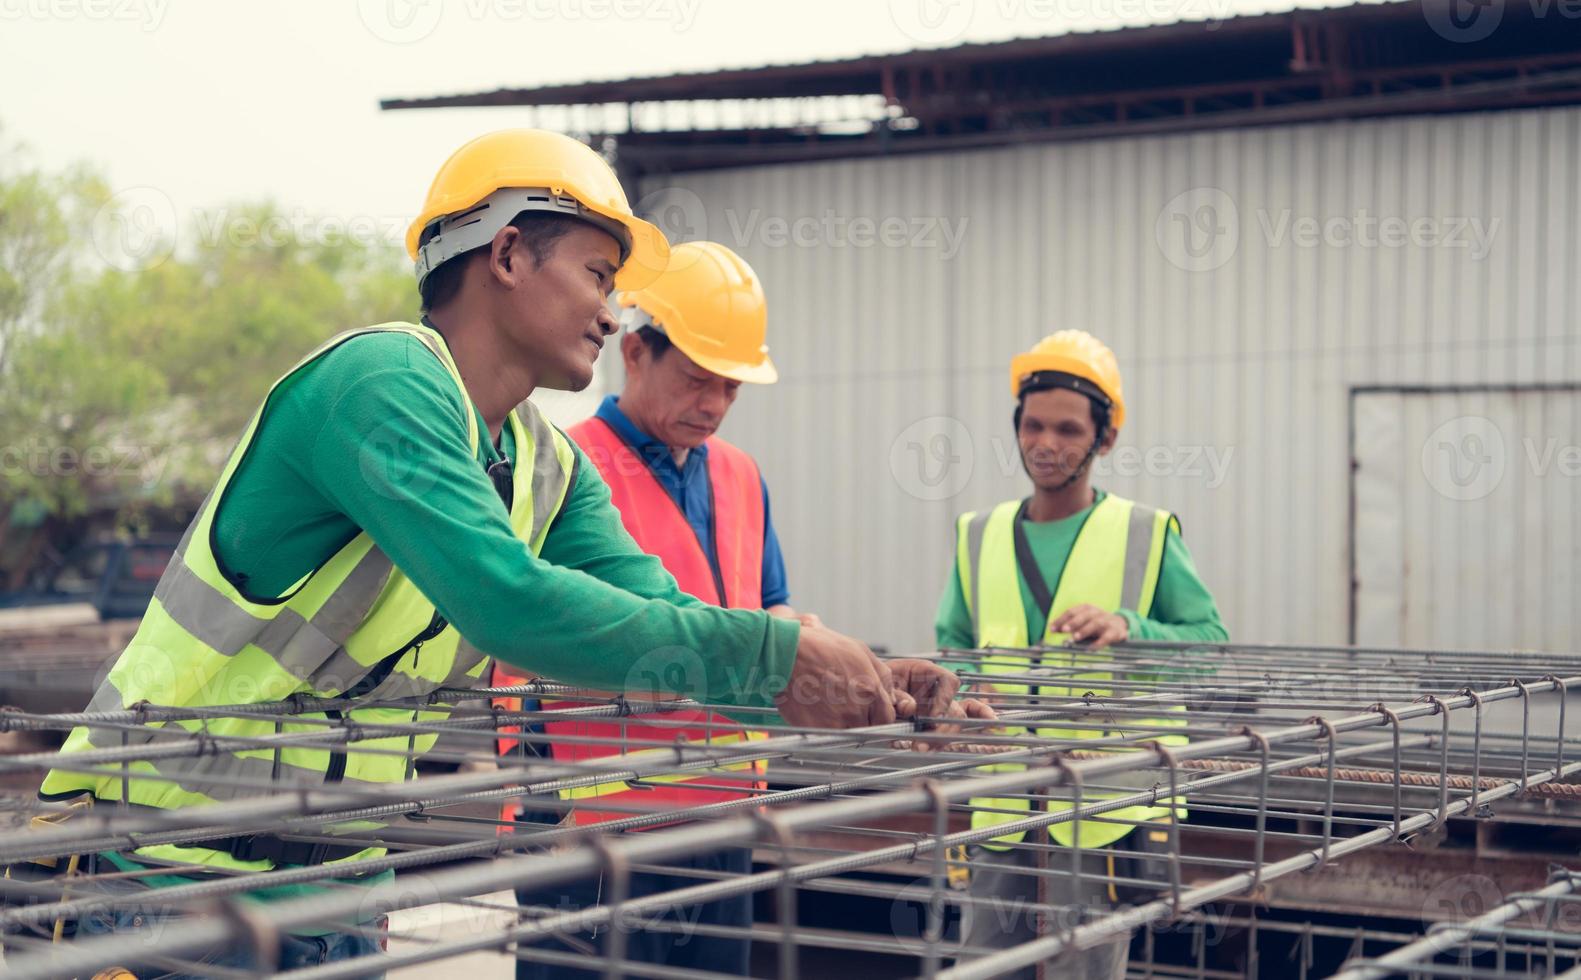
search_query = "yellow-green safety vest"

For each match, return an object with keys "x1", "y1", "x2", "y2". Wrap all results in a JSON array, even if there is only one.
[
  {"x1": 40, "y1": 322, "x2": 576, "y2": 872},
  {"x1": 956, "y1": 493, "x2": 1187, "y2": 850}
]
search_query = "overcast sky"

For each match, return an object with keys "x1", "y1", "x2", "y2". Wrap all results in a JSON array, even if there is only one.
[{"x1": 2, "y1": 0, "x2": 1359, "y2": 249}]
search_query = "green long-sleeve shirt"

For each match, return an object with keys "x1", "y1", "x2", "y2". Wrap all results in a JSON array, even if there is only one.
[
  {"x1": 934, "y1": 490, "x2": 1227, "y2": 671},
  {"x1": 211, "y1": 329, "x2": 799, "y2": 709},
  {"x1": 99, "y1": 328, "x2": 801, "y2": 920}
]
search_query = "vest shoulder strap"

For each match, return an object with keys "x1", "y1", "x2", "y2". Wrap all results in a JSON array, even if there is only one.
[{"x1": 958, "y1": 499, "x2": 1025, "y2": 648}]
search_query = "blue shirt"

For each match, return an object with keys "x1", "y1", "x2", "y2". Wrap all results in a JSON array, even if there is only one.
[{"x1": 594, "y1": 396, "x2": 790, "y2": 608}]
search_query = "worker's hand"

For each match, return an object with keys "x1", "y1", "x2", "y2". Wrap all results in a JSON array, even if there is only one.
[
  {"x1": 768, "y1": 605, "x2": 823, "y2": 630},
  {"x1": 908, "y1": 696, "x2": 1000, "y2": 753},
  {"x1": 1051, "y1": 604, "x2": 1129, "y2": 649},
  {"x1": 887, "y1": 659, "x2": 962, "y2": 723},
  {"x1": 776, "y1": 624, "x2": 905, "y2": 729}
]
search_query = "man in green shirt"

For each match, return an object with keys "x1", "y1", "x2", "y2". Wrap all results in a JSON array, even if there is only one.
[
  {"x1": 937, "y1": 330, "x2": 1226, "y2": 980},
  {"x1": 25, "y1": 129, "x2": 960, "y2": 977}
]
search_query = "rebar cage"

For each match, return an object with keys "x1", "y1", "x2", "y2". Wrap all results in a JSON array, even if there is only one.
[{"x1": 1, "y1": 640, "x2": 1579, "y2": 979}]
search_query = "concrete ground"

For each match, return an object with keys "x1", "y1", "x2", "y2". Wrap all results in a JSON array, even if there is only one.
[{"x1": 388, "y1": 890, "x2": 517, "y2": 979}]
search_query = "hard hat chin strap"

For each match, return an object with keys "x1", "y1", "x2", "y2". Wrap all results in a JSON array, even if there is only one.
[
  {"x1": 1012, "y1": 395, "x2": 1109, "y2": 491},
  {"x1": 1046, "y1": 434, "x2": 1103, "y2": 492}
]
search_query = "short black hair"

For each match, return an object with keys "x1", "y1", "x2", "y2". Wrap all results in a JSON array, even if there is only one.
[
  {"x1": 1014, "y1": 386, "x2": 1112, "y2": 437},
  {"x1": 633, "y1": 324, "x2": 672, "y2": 360},
  {"x1": 418, "y1": 211, "x2": 587, "y2": 313}
]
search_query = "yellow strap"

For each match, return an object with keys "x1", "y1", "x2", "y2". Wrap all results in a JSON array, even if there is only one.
[
  {"x1": 52, "y1": 851, "x2": 81, "y2": 943},
  {"x1": 26, "y1": 798, "x2": 94, "y2": 943},
  {"x1": 25, "y1": 796, "x2": 94, "y2": 871},
  {"x1": 946, "y1": 844, "x2": 970, "y2": 888}
]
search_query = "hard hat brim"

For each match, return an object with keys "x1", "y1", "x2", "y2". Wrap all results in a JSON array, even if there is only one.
[
  {"x1": 681, "y1": 346, "x2": 778, "y2": 385},
  {"x1": 605, "y1": 210, "x2": 669, "y2": 291}
]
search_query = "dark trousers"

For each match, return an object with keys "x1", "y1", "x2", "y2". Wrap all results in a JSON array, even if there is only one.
[
  {"x1": 958, "y1": 844, "x2": 1130, "y2": 980},
  {"x1": 1, "y1": 860, "x2": 384, "y2": 980},
  {"x1": 513, "y1": 847, "x2": 753, "y2": 979}
]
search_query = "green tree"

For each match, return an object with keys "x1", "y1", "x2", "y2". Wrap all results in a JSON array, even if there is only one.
[{"x1": 0, "y1": 135, "x2": 417, "y2": 585}]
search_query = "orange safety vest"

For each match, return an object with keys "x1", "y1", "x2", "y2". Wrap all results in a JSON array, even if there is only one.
[{"x1": 493, "y1": 415, "x2": 768, "y2": 827}]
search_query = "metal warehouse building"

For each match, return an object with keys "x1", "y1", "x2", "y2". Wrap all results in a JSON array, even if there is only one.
[{"x1": 386, "y1": 1, "x2": 1581, "y2": 656}]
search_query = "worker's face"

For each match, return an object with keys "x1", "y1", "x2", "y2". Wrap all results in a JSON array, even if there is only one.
[
  {"x1": 491, "y1": 222, "x2": 620, "y2": 391},
  {"x1": 1016, "y1": 388, "x2": 1115, "y2": 490},
  {"x1": 620, "y1": 333, "x2": 741, "y2": 450}
]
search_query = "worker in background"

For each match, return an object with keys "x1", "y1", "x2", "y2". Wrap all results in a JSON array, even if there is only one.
[
  {"x1": 935, "y1": 330, "x2": 1227, "y2": 980},
  {"x1": 501, "y1": 240, "x2": 799, "y2": 978},
  {"x1": 22, "y1": 130, "x2": 963, "y2": 976}
]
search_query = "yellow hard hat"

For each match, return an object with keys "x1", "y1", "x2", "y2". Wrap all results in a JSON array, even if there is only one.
[
  {"x1": 1009, "y1": 330, "x2": 1126, "y2": 431},
  {"x1": 406, "y1": 129, "x2": 669, "y2": 292},
  {"x1": 617, "y1": 241, "x2": 778, "y2": 385}
]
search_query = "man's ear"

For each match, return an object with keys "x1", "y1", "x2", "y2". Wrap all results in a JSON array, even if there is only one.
[
  {"x1": 487, "y1": 226, "x2": 522, "y2": 285},
  {"x1": 620, "y1": 330, "x2": 645, "y2": 376},
  {"x1": 1096, "y1": 423, "x2": 1119, "y2": 456}
]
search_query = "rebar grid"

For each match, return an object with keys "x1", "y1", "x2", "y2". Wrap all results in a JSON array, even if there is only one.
[
  {"x1": 0, "y1": 640, "x2": 1577, "y2": 979},
  {"x1": 1330, "y1": 870, "x2": 1581, "y2": 980}
]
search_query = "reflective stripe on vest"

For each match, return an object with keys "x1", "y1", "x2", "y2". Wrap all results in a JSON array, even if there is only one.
[
  {"x1": 957, "y1": 494, "x2": 1186, "y2": 850},
  {"x1": 490, "y1": 417, "x2": 768, "y2": 828},
  {"x1": 40, "y1": 322, "x2": 577, "y2": 871}
]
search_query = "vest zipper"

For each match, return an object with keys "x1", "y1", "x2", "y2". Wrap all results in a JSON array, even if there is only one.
[{"x1": 323, "y1": 611, "x2": 449, "y2": 784}]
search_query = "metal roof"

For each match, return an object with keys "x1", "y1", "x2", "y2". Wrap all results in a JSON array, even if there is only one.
[{"x1": 381, "y1": 0, "x2": 1581, "y2": 173}]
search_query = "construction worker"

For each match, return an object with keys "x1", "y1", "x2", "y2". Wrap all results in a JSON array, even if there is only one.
[
  {"x1": 935, "y1": 331, "x2": 1227, "y2": 980},
  {"x1": 23, "y1": 130, "x2": 962, "y2": 977},
  {"x1": 500, "y1": 240, "x2": 801, "y2": 977}
]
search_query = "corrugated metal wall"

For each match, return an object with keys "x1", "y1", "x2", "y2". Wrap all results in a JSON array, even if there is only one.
[
  {"x1": 1353, "y1": 386, "x2": 1581, "y2": 652},
  {"x1": 634, "y1": 106, "x2": 1581, "y2": 653}
]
